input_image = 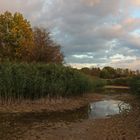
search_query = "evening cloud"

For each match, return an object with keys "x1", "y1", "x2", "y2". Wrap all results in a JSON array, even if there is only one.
[{"x1": 0, "y1": 0, "x2": 140, "y2": 69}]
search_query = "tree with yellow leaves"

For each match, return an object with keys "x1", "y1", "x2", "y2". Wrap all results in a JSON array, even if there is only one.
[
  {"x1": 0, "y1": 11, "x2": 33, "y2": 61},
  {"x1": 0, "y1": 11, "x2": 64, "y2": 64}
]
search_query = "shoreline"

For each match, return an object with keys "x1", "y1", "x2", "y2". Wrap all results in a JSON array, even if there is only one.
[
  {"x1": 105, "y1": 85, "x2": 130, "y2": 89},
  {"x1": 0, "y1": 92, "x2": 139, "y2": 140},
  {"x1": 0, "y1": 93, "x2": 105, "y2": 113},
  {"x1": 0, "y1": 87, "x2": 136, "y2": 114}
]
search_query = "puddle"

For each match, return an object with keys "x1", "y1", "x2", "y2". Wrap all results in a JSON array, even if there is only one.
[{"x1": 88, "y1": 100, "x2": 131, "y2": 119}]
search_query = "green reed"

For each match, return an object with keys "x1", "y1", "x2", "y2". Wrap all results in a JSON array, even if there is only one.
[{"x1": 0, "y1": 62, "x2": 106, "y2": 101}]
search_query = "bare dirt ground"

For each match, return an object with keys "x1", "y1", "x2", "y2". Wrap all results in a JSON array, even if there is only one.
[
  {"x1": 21, "y1": 94, "x2": 140, "y2": 140},
  {"x1": 0, "y1": 91, "x2": 140, "y2": 140}
]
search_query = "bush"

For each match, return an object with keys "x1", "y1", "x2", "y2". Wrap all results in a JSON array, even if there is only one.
[
  {"x1": 0, "y1": 62, "x2": 105, "y2": 101},
  {"x1": 89, "y1": 77, "x2": 107, "y2": 91},
  {"x1": 130, "y1": 76, "x2": 140, "y2": 95}
]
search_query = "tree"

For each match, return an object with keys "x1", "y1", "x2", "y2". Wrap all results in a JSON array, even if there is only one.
[
  {"x1": 81, "y1": 67, "x2": 91, "y2": 75},
  {"x1": 0, "y1": 11, "x2": 64, "y2": 64},
  {"x1": 0, "y1": 11, "x2": 33, "y2": 61},
  {"x1": 100, "y1": 66, "x2": 116, "y2": 79},
  {"x1": 91, "y1": 67, "x2": 101, "y2": 77},
  {"x1": 100, "y1": 68, "x2": 110, "y2": 79},
  {"x1": 30, "y1": 27, "x2": 64, "y2": 64}
]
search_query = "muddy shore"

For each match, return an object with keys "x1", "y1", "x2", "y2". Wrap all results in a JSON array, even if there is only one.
[
  {"x1": 0, "y1": 86, "x2": 132, "y2": 113},
  {"x1": 0, "y1": 93, "x2": 104, "y2": 113},
  {"x1": 0, "y1": 91, "x2": 140, "y2": 140},
  {"x1": 22, "y1": 93, "x2": 140, "y2": 140}
]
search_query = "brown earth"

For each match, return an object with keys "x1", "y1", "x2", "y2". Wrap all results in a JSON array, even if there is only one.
[
  {"x1": 21, "y1": 94, "x2": 140, "y2": 140},
  {"x1": 0, "y1": 93, "x2": 104, "y2": 113},
  {"x1": 0, "y1": 91, "x2": 140, "y2": 140}
]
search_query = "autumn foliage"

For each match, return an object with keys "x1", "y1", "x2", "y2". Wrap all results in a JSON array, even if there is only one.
[
  {"x1": 0, "y1": 11, "x2": 63, "y2": 63},
  {"x1": 31, "y1": 27, "x2": 63, "y2": 63}
]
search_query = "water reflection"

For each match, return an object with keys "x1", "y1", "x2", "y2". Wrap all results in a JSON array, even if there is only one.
[{"x1": 89, "y1": 100, "x2": 131, "y2": 119}]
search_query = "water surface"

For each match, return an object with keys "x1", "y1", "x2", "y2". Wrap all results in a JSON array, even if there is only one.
[{"x1": 89, "y1": 100, "x2": 131, "y2": 119}]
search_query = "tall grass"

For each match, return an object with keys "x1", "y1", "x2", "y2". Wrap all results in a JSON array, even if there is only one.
[{"x1": 0, "y1": 62, "x2": 105, "y2": 101}]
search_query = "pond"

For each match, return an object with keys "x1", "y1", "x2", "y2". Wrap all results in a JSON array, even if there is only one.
[{"x1": 88, "y1": 100, "x2": 131, "y2": 119}]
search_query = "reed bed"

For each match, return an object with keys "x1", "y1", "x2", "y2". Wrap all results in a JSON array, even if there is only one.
[{"x1": 0, "y1": 62, "x2": 106, "y2": 101}]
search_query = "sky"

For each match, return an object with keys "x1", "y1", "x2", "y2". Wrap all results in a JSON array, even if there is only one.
[{"x1": 0, "y1": 0, "x2": 140, "y2": 70}]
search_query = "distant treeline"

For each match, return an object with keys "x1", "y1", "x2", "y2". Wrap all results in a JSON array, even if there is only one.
[{"x1": 80, "y1": 66, "x2": 140, "y2": 79}]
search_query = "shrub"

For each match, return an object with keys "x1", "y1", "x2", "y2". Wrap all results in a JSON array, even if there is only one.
[{"x1": 130, "y1": 76, "x2": 140, "y2": 95}]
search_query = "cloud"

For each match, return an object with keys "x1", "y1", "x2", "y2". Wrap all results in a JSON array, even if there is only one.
[
  {"x1": 82, "y1": 0, "x2": 101, "y2": 6},
  {"x1": 110, "y1": 54, "x2": 136, "y2": 62},
  {"x1": 131, "y1": 0, "x2": 140, "y2": 6},
  {"x1": 109, "y1": 58, "x2": 140, "y2": 70},
  {"x1": 0, "y1": 0, "x2": 140, "y2": 70},
  {"x1": 122, "y1": 17, "x2": 140, "y2": 31},
  {"x1": 0, "y1": 0, "x2": 45, "y2": 25}
]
